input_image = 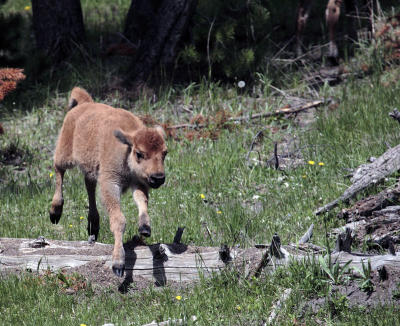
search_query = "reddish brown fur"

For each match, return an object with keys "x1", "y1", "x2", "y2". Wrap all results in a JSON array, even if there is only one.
[{"x1": 50, "y1": 87, "x2": 167, "y2": 277}]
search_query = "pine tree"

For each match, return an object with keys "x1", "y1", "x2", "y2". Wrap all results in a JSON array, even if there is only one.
[{"x1": 178, "y1": 0, "x2": 270, "y2": 79}]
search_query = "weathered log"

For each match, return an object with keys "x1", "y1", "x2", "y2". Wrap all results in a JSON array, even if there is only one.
[
  {"x1": 315, "y1": 144, "x2": 400, "y2": 215},
  {"x1": 333, "y1": 205, "x2": 400, "y2": 252},
  {"x1": 2, "y1": 236, "x2": 399, "y2": 286},
  {"x1": 0, "y1": 237, "x2": 263, "y2": 284},
  {"x1": 339, "y1": 184, "x2": 400, "y2": 222},
  {"x1": 334, "y1": 227, "x2": 353, "y2": 253}
]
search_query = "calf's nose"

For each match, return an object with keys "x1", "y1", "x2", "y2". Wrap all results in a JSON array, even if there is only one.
[{"x1": 148, "y1": 173, "x2": 165, "y2": 188}]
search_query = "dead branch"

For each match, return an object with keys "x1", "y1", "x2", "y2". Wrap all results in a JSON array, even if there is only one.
[
  {"x1": 141, "y1": 315, "x2": 197, "y2": 326},
  {"x1": 167, "y1": 100, "x2": 324, "y2": 130},
  {"x1": 389, "y1": 108, "x2": 400, "y2": 124},
  {"x1": 298, "y1": 223, "x2": 314, "y2": 245},
  {"x1": 266, "y1": 289, "x2": 292, "y2": 325}
]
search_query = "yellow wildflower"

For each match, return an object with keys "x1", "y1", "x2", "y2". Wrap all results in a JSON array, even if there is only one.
[
  {"x1": 69, "y1": 224, "x2": 73, "y2": 228},
  {"x1": 318, "y1": 162, "x2": 325, "y2": 166},
  {"x1": 200, "y1": 194, "x2": 205, "y2": 199},
  {"x1": 49, "y1": 172, "x2": 54, "y2": 178},
  {"x1": 176, "y1": 295, "x2": 182, "y2": 301},
  {"x1": 302, "y1": 175, "x2": 307, "y2": 178},
  {"x1": 80, "y1": 324, "x2": 87, "y2": 326},
  {"x1": 308, "y1": 160, "x2": 315, "y2": 165},
  {"x1": 236, "y1": 305, "x2": 241, "y2": 311},
  {"x1": 217, "y1": 210, "x2": 222, "y2": 214},
  {"x1": 80, "y1": 216, "x2": 84, "y2": 220},
  {"x1": 24, "y1": 6, "x2": 31, "y2": 11}
]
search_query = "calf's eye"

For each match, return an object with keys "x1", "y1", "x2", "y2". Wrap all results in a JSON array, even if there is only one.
[{"x1": 136, "y1": 151, "x2": 144, "y2": 160}]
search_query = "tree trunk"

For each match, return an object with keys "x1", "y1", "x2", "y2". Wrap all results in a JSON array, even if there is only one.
[
  {"x1": 31, "y1": 0, "x2": 85, "y2": 61},
  {"x1": 123, "y1": 0, "x2": 197, "y2": 86}
]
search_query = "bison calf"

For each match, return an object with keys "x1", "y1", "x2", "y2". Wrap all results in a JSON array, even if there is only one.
[{"x1": 50, "y1": 87, "x2": 167, "y2": 277}]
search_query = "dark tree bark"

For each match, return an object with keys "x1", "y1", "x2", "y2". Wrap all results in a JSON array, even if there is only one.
[
  {"x1": 31, "y1": 0, "x2": 85, "y2": 61},
  {"x1": 123, "y1": 0, "x2": 197, "y2": 86},
  {"x1": 123, "y1": 0, "x2": 162, "y2": 46}
]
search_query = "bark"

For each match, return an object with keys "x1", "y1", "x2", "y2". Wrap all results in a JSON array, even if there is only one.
[
  {"x1": 124, "y1": 0, "x2": 197, "y2": 86},
  {"x1": 339, "y1": 184, "x2": 400, "y2": 222},
  {"x1": 123, "y1": 0, "x2": 161, "y2": 46},
  {"x1": 315, "y1": 144, "x2": 400, "y2": 215},
  {"x1": 2, "y1": 236, "x2": 400, "y2": 284},
  {"x1": 31, "y1": 0, "x2": 85, "y2": 61}
]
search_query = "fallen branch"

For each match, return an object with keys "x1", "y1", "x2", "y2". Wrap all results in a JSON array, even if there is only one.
[
  {"x1": 266, "y1": 289, "x2": 292, "y2": 325},
  {"x1": 298, "y1": 223, "x2": 314, "y2": 245},
  {"x1": 167, "y1": 100, "x2": 324, "y2": 130},
  {"x1": 141, "y1": 316, "x2": 197, "y2": 326}
]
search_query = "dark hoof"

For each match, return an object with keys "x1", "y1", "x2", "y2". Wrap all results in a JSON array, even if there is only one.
[
  {"x1": 49, "y1": 208, "x2": 62, "y2": 224},
  {"x1": 112, "y1": 264, "x2": 125, "y2": 277},
  {"x1": 87, "y1": 227, "x2": 99, "y2": 241},
  {"x1": 88, "y1": 235, "x2": 96, "y2": 244},
  {"x1": 138, "y1": 224, "x2": 151, "y2": 237}
]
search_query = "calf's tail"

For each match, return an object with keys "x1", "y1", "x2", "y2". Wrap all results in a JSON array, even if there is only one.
[{"x1": 68, "y1": 87, "x2": 94, "y2": 110}]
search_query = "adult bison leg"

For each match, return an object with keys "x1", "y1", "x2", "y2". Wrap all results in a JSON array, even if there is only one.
[
  {"x1": 326, "y1": 0, "x2": 343, "y2": 59},
  {"x1": 100, "y1": 180, "x2": 126, "y2": 277},
  {"x1": 133, "y1": 186, "x2": 151, "y2": 237},
  {"x1": 85, "y1": 176, "x2": 100, "y2": 241},
  {"x1": 295, "y1": 0, "x2": 313, "y2": 57},
  {"x1": 49, "y1": 166, "x2": 65, "y2": 224}
]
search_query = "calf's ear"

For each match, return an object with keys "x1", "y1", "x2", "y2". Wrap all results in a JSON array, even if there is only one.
[
  {"x1": 155, "y1": 125, "x2": 166, "y2": 140},
  {"x1": 114, "y1": 129, "x2": 132, "y2": 147}
]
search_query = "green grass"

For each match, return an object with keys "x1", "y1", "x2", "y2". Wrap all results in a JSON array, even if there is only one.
[{"x1": 2, "y1": 1, "x2": 400, "y2": 325}]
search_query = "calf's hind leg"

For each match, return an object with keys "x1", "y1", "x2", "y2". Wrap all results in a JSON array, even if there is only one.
[
  {"x1": 85, "y1": 176, "x2": 100, "y2": 241},
  {"x1": 49, "y1": 166, "x2": 65, "y2": 224}
]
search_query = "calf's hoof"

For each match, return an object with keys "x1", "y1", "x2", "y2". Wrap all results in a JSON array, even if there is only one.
[
  {"x1": 87, "y1": 226, "x2": 99, "y2": 241},
  {"x1": 138, "y1": 224, "x2": 151, "y2": 237},
  {"x1": 112, "y1": 263, "x2": 125, "y2": 277},
  {"x1": 49, "y1": 207, "x2": 63, "y2": 224}
]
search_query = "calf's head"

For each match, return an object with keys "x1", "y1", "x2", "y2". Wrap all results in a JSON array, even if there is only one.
[{"x1": 114, "y1": 126, "x2": 167, "y2": 188}]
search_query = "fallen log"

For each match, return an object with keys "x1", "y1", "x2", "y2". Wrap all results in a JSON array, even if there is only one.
[
  {"x1": 0, "y1": 236, "x2": 263, "y2": 285},
  {"x1": 1, "y1": 233, "x2": 399, "y2": 286},
  {"x1": 338, "y1": 184, "x2": 400, "y2": 222},
  {"x1": 333, "y1": 205, "x2": 400, "y2": 251},
  {"x1": 316, "y1": 110, "x2": 400, "y2": 216},
  {"x1": 315, "y1": 144, "x2": 400, "y2": 215}
]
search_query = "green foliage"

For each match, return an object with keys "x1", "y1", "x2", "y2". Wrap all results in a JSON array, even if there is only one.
[
  {"x1": 0, "y1": 10, "x2": 27, "y2": 66},
  {"x1": 352, "y1": 260, "x2": 374, "y2": 293},
  {"x1": 318, "y1": 255, "x2": 352, "y2": 285},
  {"x1": 178, "y1": 0, "x2": 270, "y2": 79}
]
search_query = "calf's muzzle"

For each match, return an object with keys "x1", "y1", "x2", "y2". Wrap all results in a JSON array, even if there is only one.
[{"x1": 148, "y1": 173, "x2": 165, "y2": 188}]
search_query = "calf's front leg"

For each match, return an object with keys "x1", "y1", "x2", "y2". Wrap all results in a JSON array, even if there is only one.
[
  {"x1": 100, "y1": 180, "x2": 126, "y2": 277},
  {"x1": 133, "y1": 187, "x2": 151, "y2": 237}
]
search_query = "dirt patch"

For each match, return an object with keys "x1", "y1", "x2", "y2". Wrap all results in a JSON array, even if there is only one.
[
  {"x1": 0, "y1": 142, "x2": 31, "y2": 169},
  {"x1": 306, "y1": 265, "x2": 400, "y2": 313}
]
